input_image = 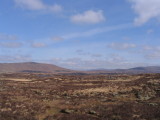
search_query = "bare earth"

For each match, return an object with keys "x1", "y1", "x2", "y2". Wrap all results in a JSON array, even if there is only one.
[{"x1": 0, "y1": 73, "x2": 160, "y2": 120}]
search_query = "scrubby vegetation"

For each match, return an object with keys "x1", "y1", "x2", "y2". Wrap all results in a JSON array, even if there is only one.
[{"x1": 0, "y1": 73, "x2": 160, "y2": 120}]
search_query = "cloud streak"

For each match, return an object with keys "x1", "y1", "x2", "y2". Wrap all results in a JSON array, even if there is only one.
[{"x1": 62, "y1": 23, "x2": 132, "y2": 40}]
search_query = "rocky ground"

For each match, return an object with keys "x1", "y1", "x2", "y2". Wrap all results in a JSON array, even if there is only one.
[{"x1": 0, "y1": 73, "x2": 160, "y2": 120}]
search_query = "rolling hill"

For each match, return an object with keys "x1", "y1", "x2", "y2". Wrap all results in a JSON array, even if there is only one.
[
  {"x1": 0, "y1": 62, "x2": 160, "y2": 74},
  {"x1": 0, "y1": 62, "x2": 73, "y2": 73}
]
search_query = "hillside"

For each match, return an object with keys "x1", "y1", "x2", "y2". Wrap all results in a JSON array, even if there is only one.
[{"x1": 0, "y1": 62, "x2": 72, "y2": 73}]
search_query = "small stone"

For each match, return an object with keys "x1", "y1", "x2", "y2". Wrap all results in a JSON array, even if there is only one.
[
  {"x1": 148, "y1": 103, "x2": 158, "y2": 106},
  {"x1": 60, "y1": 109, "x2": 75, "y2": 114},
  {"x1": 88, "y1": 110, "x2": 97, "y2": 115}
]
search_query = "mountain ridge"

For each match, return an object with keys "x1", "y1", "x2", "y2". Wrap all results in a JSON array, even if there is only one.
[
  {"x1": 0, "y1": 62, "x2": 160, "y2": 74},
  {"x1": 88, "y1": 66, "x2": 160, "y2": 74}
]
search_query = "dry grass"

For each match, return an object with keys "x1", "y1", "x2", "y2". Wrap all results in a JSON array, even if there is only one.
[
  {"x1": 36, "y1": 107, "x2": 59, "y2": 120},
  {"x1": 74, "y1": 86, "x2": 141, "y2": 95},
  {"x1": 2, "y1": 78, "x2": 33, "y2": 82},
  {"x1": 36, "y1": 100, "x2": 61, "y2": 120},
  {"x1": 70, "y1": 76, "x2": 141, "y2": 82},
  {"x1": 72, "y1": 83, "x2": 95, "y2": 86},
  {"x1": 147, "y1": 79, "x2": 160, "y2": 83}
]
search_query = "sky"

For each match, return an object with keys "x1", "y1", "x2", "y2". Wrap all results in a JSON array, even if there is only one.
[{"x1": 0, "y1": 0, "x2": 160, "y2": 70}]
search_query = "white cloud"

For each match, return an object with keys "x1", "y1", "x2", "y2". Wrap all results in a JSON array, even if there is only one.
[
  {"x1": 128, "y1": 0, "x2": 160, "y2": 25},
  {"x1": 49, "y1": 4, "x2": 62, "y2": 13},
  {"x1": 108, "y1": 43, "x2": 136, "y2": 50},
  {"x1": 70, "y1": 10, "x2": 105, "y2": 24},
  {"x1": 14, "y1": 0, "x2": 62, "y2": 13},
  {"x1": 15, "y1": 0, "x2": 45, "y2": 10}
]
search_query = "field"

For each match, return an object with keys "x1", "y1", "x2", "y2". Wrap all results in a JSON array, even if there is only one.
[{"x1": 0, "y1": 73, "x2": 160, "y2": 120}]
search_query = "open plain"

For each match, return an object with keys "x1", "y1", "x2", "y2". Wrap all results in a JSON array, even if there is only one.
[{"x1": 0, "y1": 73, "x2": 160, "y2": 120}]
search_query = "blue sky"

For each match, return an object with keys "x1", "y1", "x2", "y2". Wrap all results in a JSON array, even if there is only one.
[{"x1": 0, "y1": 0, "x2": 160, "y2": 70}]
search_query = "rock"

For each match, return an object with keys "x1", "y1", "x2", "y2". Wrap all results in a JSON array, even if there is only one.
[
  {"x1": 148, "y1": 103, "x2": 158, "y2": 106},
  {"x1": 112, "y1": 92, "x2": 119, "y2": 97},
  {"x1": 60, "y1": 109, "x2": 75, "y2": 114},
  {"x1": 54, "y1": 95, "x2": 61, "y2": 99},
  {"x1": 88, "y1": 110, "x2": 97, "y2": 115},
  {"x1": 62, "y1": 92, "x2": 68, "y2": 96},
  {"x1": 111, "y1": 115, "x2": 122, "y2": 120}
]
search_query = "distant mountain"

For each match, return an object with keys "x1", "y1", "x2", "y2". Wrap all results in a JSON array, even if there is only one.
[
  {"x1": 0, "y1": 62, "x2": 73, "y2": 73},
  {"x1": 0, "y1": 62, "x2": 160, "y2": 74},
  {"x1": 88, "y1": 66, "x2": 160, "y2": 74},
  {"x1": 127, "y1": 66, "x2": 160, "y2": 73}
]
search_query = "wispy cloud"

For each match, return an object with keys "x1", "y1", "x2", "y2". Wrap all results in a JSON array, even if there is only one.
[
  {"x1": 76, "y1": 49, "x2": 102, "y2": 58},
  {"x1": 128, "y1": 0, "x2": 160, "y2": 25},
  {"x1": 122, "y1": 36, "x2": 131, "y2": 41},
  {"x1": 0, "y1": 42, "x2": 23, "y2": 48},
  {"x1": 14, "y1": 0, "x2": 63, "y2": 13},
  {"x1": 147, "y1": 29, "x2": 154, "y2": 34},
  {"x1": 31, "y1": 42, "x2": 46, "y2": 48},
  {"x1": 0, "y1": 55, "x2": 32, "y2": 62},
  {"x1": 142, "y1": 45, "x2": 160, "y2": 59},
  {"x1": 62, "y1": 23, "x2": 132, "y2": 40},
  {"x1": 51, "y1": 36, "x2": 64, "y2": 41},
  {"x1": 70, "y1": 10, "x2": 105, "y2": 24},
  {"x1": 145, "y1": 52, "x2": 160, "y2": 59},
  {"x1": 0, "y1": 33, "x2": 18, "y2": 40},
  {"x1": 108, "y1": 42, "x2": 137, "y2": 50},
  {"x1": 49, "y1": 56, "x2": 149, "y2": 70}
]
